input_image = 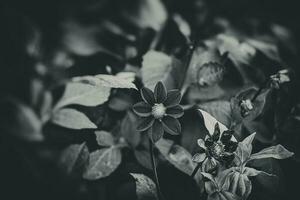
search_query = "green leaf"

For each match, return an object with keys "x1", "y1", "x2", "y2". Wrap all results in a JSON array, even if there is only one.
[
  {"x1": 54, "y1": 74, "x2": 136, "y2": 109},
  {"x1": 224, "y1": 170, "x2": 252, "y2": 199},
  {"x1": 141, "y1": 51, "x2": 184, "y2": 90},
  {"x1": 0, "y1": 98, "x2": 43, "y2": 142},
  {"x1": 243, "y1": 167, "x2": 274, "y2": 177},
  {"x1": 130, "y1": 173, "x2": 158, "y2": 200},
  {"x1": 249, "y1": 144, "x2": 294, "y2": 161},
  {"x1": 235, "y1": 133, "x2": 256, "y2": 164},
  {"x1": 58, "y1": 143, "x2": 89, "y2": 176},
  {"x1": 83, "y1": 146, "x2": 121, "y2": 180},
  {"x1": 95, "y1": 131, "x2": 115, "y2": 147},
  {"x1": 52, "y1": 108, "x2": 97, "y2": 129}
]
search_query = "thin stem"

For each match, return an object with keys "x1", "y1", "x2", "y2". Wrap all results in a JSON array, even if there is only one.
[
  {"x1": 149, "y1": 139, "x2": 164, "y2": 200},
  {"x1": 190, "y1": 162, "x2": 202, "y2": 178},
  {"x1": 251, "y1": 80, "x2": 269, "y2": 102},
  {"x1": 180, "y1": 42, "x2": 197, "y2": 95}
]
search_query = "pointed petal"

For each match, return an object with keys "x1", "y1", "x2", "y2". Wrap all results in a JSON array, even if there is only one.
[
  {"x1": 197, "y1": 139, "x2": 207, "y2": 149},
  {"x1": 192, "y1": 153, "x2": 207, "y2": 163},
  {"x1": 133, "y1": 102, "x2": 152, "y2": 117},
  {"x1": 154, "y1": 81, "x2": 167, "y2": 103},
  {"x1": 162, "y1": 116, "x2": 181, "y2": 135},
  {"x1": 137, "y1": 117, "x2": 155, "y2": 131},
  {"x1": 148, "y1": 120, "x2": 164, "y2": 143},
  {"x1": 166, "y1": 105, "x2": 184, "y2": 118},
  {"x1": 164, "y1": 90, "x2": 181, "y2": 107},
  {"x1": 141, "y1": 87, "x2": 155, "y2": 105},
  {"x1": 212, "y1": 123, "x2": 220, "y2": 141}
]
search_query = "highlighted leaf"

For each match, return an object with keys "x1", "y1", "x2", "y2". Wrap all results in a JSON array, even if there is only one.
[
  {"x1": 249, "y1": 144, "x2": 294, "y2": 161},
  {"x1": 130, "y1": 173, "x2": 158, "y2": 200},
  {"x1": 52, "y1": 108, "x2": 97, "y2": 129},
  {"x1": 95, "y1": 131, "x2": 115, "y2": 147},
  {"x1": 83, "y1": 147, "x2": 121, "y2": 180},
  {"x1": 58, "y1": 143, "x2": 89, "y2": 176}
]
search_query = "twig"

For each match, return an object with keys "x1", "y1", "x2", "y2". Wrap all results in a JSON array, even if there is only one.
[
  {"x1": 190, "y1": 162, "x2": 201, "y2": 178},
  {"x1": 149, "y1": 139, "x2": 165, "y2": 200}
]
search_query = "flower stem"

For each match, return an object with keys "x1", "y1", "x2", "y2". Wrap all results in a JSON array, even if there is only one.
[
  {"x1": 190, "y1": 162, "x2": 202, "y2": 178},
  {"x1": 251, "y1": 80, "x2": 269, "y2": 102},
  {"x1": 149, "y1": 139, "x2": 164, "y2": 200}
]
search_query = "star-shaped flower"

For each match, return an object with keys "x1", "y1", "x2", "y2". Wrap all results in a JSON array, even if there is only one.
[
  {"x1": 192, "y1": 123, "x2": 238, "y2": 173},
  {"x1": 133, "y1": 82, "x2": 184, "y2": 143}
]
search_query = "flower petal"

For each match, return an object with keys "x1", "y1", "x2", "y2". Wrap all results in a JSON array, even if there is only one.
[
  {"x1": 148, "y1": 120, "x2": 164, "y2": 143},
  {"x1": 137, "y1": 117, "x2": 154, "y2": 131},
  {"x1": 164, "y1": 90, "x2": 181, "y2": 107},
  {"x1": 212, "y1": 123, "x2": 220, "y2": 141},
  {"x1": 166, "y1": 105, "x2": 184, "y2": 118},
  {"x1": 192, "y1": 153, "x2": 207, "y2": 163},
  {"x1": 154, "y1": 81, "x2": 167, "y2": 103},
  {"x1": 197, "y1": 139, "x2": 207, "y2": 149},
  {"x1": 141, "y1": 87, "x2": 155, "y2": 105},
  {"x1": 162, "y1": 116, "x2": 181, "y2": 135},
  {"x1": 133, "y1": 102, "x2": 152, "y2": 117}
]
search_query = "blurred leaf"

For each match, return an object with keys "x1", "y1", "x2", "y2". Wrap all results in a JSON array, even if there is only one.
[
  {"x1": 216, "y1": 34, "x2": 256, "y2": 66},
  {"x1": 183, "y1": 45, "x2": 222, "y2": 90},
  {"x1": 52, "y1": 108, "x2": 97, "y2": 129},
  {"x1": 198, "y1": 101, "x2": 232, "y2": 128},
  {"x1": 121, "y1": 0, "x2": 167, "y2": 31},
  {"x1": 249, "y1": 144, "x2": 294, "y2": 161},
  {"x1": 246, "y1": 38, "x2": 281, "y2": 62},
  {"x1": 181, "y1": 108, "x2": 208, "y2": 154},
  {"x1": 54, "y1": 73, "x2": 136, "y2": 109},
  {"x1": 231, "y1": 87, "x2": 270, "y2": 124},
  {"x1": 58, "y1": 143, "x2": 89, "y2": 177},
  {"x1": 134, "y1": 150, "x2": 152, "y2": 170},
  {"x1": 141, "y1": 51, "x2": 184, "y2": 90},
  {"x1": 249, "y1": 158, "x2": 284, "y2": 196},
  {"x1": 0, "y1": 98, "x2": 43, "y2": 142},
  {"x1": 83, "y1": 146, "x2": 121, "y2": 180},
  {"x1": 95, "y1": 131, "x2": 115, "y2": 147},
  {"x1": 54, "y1": 82, "x2": 111, "y2": 110},
  {"x1": 172, "y1": 14, "x2": 191, "y2": 42},
  {"x1": 130, "y1": 173, "x2": 158, "y2": 200},
  {"x1": 156, "y1": 139, "x2": 195, "y2": 176},
  {"x1": 121, "y1": 111, "x2": 141, "y2": 147}
]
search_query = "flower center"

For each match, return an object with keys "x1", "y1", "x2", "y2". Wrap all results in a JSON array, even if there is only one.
[
  {"x1": 152, "y1": 103, "x2": 166, "y2": 119},
  {"x1": 209, "y1": 142, "x2": 224, "y2": 158}
]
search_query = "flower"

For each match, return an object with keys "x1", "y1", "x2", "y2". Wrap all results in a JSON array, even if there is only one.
[
  {"x1": 132, "y1": 81, "x2": 184, "y2": 143},
  {"x1": 270, "y1": 69, "x2": 291, "y2": 89},
  {"x1": 192, "y1": 123, "x2": 238, "y2": 173},
  {"x1": 239, "y1": 99, "x2": 254, "y2": 117}
]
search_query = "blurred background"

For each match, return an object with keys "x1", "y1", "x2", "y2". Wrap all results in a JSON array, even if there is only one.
[{"x1": 0, "y1": 0, "x2": 299, "y2": 200}]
